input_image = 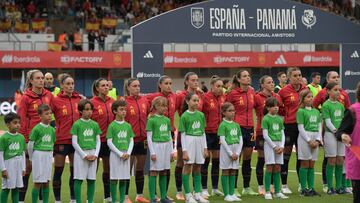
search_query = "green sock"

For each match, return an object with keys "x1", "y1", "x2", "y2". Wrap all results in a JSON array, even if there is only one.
[
  {"x1": 229, "y1": 175, "x2": 235, "y2": 195},
  {"x1": 149, "y1": 175, "x2": 157, "y2": 200},
  {"x1": 159, "y1": 175, "x2": 167, "y2": 200},
  {"x1": 299, "y1": 167, "x2": 308, "y2": 191},
  {"x1": 221, "y1": 175, "x2": 229, "y2": 196},
  {"x1": 32, "y1": 188, "x2": 40, "y2": 203},
  {"x1": 194, "y1": 173, "x2": 202, "y2": 193},
  {"x1": 11, "y1": 188, "x2": 19, "y2": 203},
  {"x1": 346, "y1": 179, "x2": 352, "y2": 188},
  {"x1": 42, "y1": 186, "x2": 49, "y2": 203},
  {"x1": 119, "y1": 181, "x2": 126, "y2": 203},
  {"x1": 1, "y1": 189, "x2": 10, "y2": 203},
  {"x1": 335, "y1": 165, "x2": 343, "y2": 190},
  {"x1": 110, "y1": 181, "x2": 118, "y2": 203},
  {"x1": 87, "y1": 180, "x2": 95, "y2": 203},
  {"x1": 273, "y1": 172, "x2": 281, "y2": 194},
  {"x1": 326, "y1": 164, "x2": 335, "y2": 189},
  {"x1": 74, "y1": 180, "x2": 83, "y2": 203},
  {"x1": 265, "y1": 171, "x2": 272, "y2": 192},
  {"x1": 182, "y1": 174, "x2": 191, "y2": 194},
  {"x1": 307, "y1": 168, "x2": 315, "y2": 189},
  {"x1": 342, "y1": 174, "x2": 347, "y2": 188}
]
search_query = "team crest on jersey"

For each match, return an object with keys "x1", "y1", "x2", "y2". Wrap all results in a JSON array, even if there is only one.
[
  {"x1": 334, "y1": 109, "x2": 341, "y2": 117},
  {"x1": 230, "y1": 128, "x2": 237, "y2": 136},
  {"x1": 309, "y1": 115, "x2": 317, "y2": 123},
  {"x1": 83, "y1": 129, "x2": 94, "y2": 137},
  {"x1": 340, "y1": 95, "x2": 344, "y2": 100},
  {"x1": 33, "y1": 103, "x2": 38, "y2": 111},
  {"x1": 239, "y1": 97, "x2": 244, "y2": 105},
  {"x1": 62, "y1": 105, "x2": 68, "y2": 115},
  {"x1": 117, "y1": 130, "x2": 127, "y2": 138},
  {"x1": 159, "y1": 124, "x2": 168, "y2": 132},
  {"x1": 42, "y1": 134, "x2": 52, "y2": 142},
  {"x1": 272, "y1": 123, "x2": 279, "y2": 131},
  {"x1": 9, "y1": 142, "x2": 20, "y2": 150},
  {"x1": 210, "y1": 99, "x2": 215, "y2": 108},
  {"x1": 98, "y1": 106, "x2": 103, "y2": 115},
  {"x1": 290, "y1": 93, "x2": 295, "y2": 102},
  {"x1": 192, "y1": 121, "x2": 201, "y2": 129},
  {"x1": 130, "y1": 106, "x2": 135, "y2": 115},
  {"x1": 142, "y1": 104, "x2": 146, "y2": 113}
]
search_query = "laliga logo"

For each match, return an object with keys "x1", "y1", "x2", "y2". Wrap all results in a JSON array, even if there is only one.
[
  {"x1": 2, "y1": 55, "x2": 13, "y2": 63},
  {"x1": 83, "y1": 129, "x2": 94, "y2": 137},
  {"x1": 159, "y1": 124, "x2": 168, "y2": 132},
  {"x1": 42, "y1": 134, "x2": 52, "y2": 142},
  {"x1": 302, "y1": 9, "x2": 316, "y2": 29},
  {"x1": 192, "y1": 121, "x2": 201, "y2": 129}
]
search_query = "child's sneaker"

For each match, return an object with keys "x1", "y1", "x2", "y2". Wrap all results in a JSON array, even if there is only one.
[
  {"x1": 212, "y1": 189, "x2": 224, "y2": 196},
  {"x1": 234, "y1": 189, "x2": 242, "y2": 198},
  {"x1": 258, "y1": 185, "x2": 265, "y2": 195},
  {"x1": 264, "y1": 192, "x2": 272, "y2": 200},
  {"x1": 230, "y1": 195, "x2": 242, "y2": 201},
  {"x1": 274, "y1": 192, "x2": 289, "y2": 199},
  {"x1": 241, "y1": 187, "x2": 258, "y2": 195},
  {"x1": 224, "y1": 195, "x2": 235, "y2": 202},
  {"x1": 104, "y1": 197, "x2": 112, "y2": 203},
  {"x1": 135, "y1": 195, "x2": 150, "y2": 203},
  {"x1": 281, "y1": 185, "x2": 292, "y2": 194},
  {"x1": 185, "y1": 194, "x2": 197, "y2": 203},
  {"x1": 201, "y1": 189, "x2": 210, "y2": 199},
  {"x1": 194, "y1": 193, "x2": 209, "y2": 203},
  {"x1": 344, "y1": 187, "x2": 353, "y2": 194},
  {"x1": 176, "y1": 192, "x2": 185, "y2": 201},
  {"x1": 327, "y1": 188, "x2": 337, "y2": 195},
  {"x1": 322, "y1": 184, "x2": 329, "y2": 193}
]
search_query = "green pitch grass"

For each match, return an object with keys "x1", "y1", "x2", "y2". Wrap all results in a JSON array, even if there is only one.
[{"x1": 0, "y1": 115, "x2": 352, "y2": 202}]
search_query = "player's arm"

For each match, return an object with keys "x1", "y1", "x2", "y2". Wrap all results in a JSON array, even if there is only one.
[
  {"x1": 107, "y1": 139, "x2": 123, "y2": 157},
  {"x1": 146, "y1": 131, "x2": 155, "y2": 156},
  {"x1": 27, "y1": 141, "x2": 34, "y2": 161},
  {"x1": 127, "y1": 138, "x2": 134, "y2": 155},
  {"x1": 94, "y1": 135, "x2": 101, "y2": 158},
  {"x1": 262, "y1": 129, "x2": 277, "y2": 149},
  {"x1": 72, "y1": 135, "x2": 87, "y2": 159},
  {"x1": 219, "y1": 136, "x2": 233, "y2": 157}
]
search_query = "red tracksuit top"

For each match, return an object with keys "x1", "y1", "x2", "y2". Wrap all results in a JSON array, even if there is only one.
[
  {"x1": 226, "y1": 86, "x2": 255, "y2": 128},
  {"x1": 278, "y1": 84, "x2": 308, "y2": 124},
  {"x1": 146, "y1": 92, "x2": 177, "y2": 132},
  {"x1": 254, "y1": 91, "x2": 283, "y2": 135},
  {"x1": 17, "y1": 88, "x2": 53, "y2": 142},
  {"x1": 313, "y1": 88, "x2": 351, "y2": 109},
  {"x1": 125, "y1": 95, "x2": 149, "y2": 143},
  {"x1": 91, "y1": 96, "x2": 115, "y2": 142},
  {"x1": 176, "y1": 90, "x2": 204, "y2": 116},
  {"x1": 51, "y1": 91, "x2": 81, "y2": 144},
  {"x1": 202, "y1": 91, "x2": 226, "y2": 134}
]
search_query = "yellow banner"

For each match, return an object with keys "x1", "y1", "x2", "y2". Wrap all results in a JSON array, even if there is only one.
[
  {"x1": 32, "y1": 19, "x2": 46, "y2": 31},
  {"x1": 48, "y1": 42, "x2": 62, "y2": 52},
  {"x1": 85, "y1": 22, "x2": 100, "y2": 31},
  {"x1": 102, "y1": 18, "x2": 117, "y2": 28},
  {"x1": 15, "y1": 21, "x2": 29, "y2": 32}
]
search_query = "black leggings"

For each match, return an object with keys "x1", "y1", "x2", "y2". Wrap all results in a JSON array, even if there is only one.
[{"x1": 353, "y1": 180, "x2": 360, "y2": 203}]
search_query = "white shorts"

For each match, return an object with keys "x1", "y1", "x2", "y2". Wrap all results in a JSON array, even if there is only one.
[
  {"x1": 150, "y1": 142, "x2": 172, "y2": 171},
  {"x1": 2, "y1": 156, "x2": 24, "y2": 189},
  {"x1": 220, "y1": 144, "x2": 241, "y2": 170},
  {"x1": 184, "y1": 135, "x2": 206, "y2": 165},
  {"x1": 74, "y1": 149, "x2": 97, "y2": 180},
  {"x1": 264, "y1": 141, "x2": 284, "y2": 165},
  {"x1": 324, "y1": 131, "x2": 345, "y2": 157},
  {"x1": 297, "y1": 131, "x2": 319, "y2": 161},
  {"x1": 110, "y1": 151, "x2": 130, "y2": 180},
  {"x1": 32, "y1": 151, "x2": 53, "y2": 183}
]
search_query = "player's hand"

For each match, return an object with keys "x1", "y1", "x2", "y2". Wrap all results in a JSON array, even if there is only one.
[
  {"x1": 2, "y1": 170, "x2": 8, "y2": 179},
  {"x1": 22, "y1": 170, "x2": 26, "y2": 176},
  {"x1": 151, "y1": 154, "x2": 157, "y2": 161},
  {"x1": 231, "y1": 153, "x2": 238, "y2": 161},
  {"x1": 171, "y1": 152, "x2": 176, "y2": 162},
  {"x1": 342, "y1": 134, "x2": 352, "y2": 147},
  {"x1": 278, "y1": 147, "x2": 284, "y2": 154},
  {"x1": 84, "y1": 155, "x2": 92, "y2": 161},
  {"x1": 183, "y1": 151, "x2": 189, "y2": 161},
  {"x1": 203, "y1": 149, "x2": 209, "y2": 158},
  {"x1": 332, "y1": 129, "x2": 337, "y2": 134},
  {"x1": 91, "y1": 155, "x2": 97, "y2": 161},
  {"x1": 122, "y1": 153, "x2": 129, "y2": 160}
]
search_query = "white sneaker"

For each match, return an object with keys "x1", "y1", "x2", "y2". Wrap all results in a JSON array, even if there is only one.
[
  {"x1": 201, "y1": 189, "x2": 210, "y2": 199},
  {"x1": 104, "y1": 197, "x2": 112, "y2": 203},
  {"x1": 194, "y1": 193, "x2": 210, "y2": 203},
  {"x1": 70, "y1": 200, "x2": 76, "y2": 203},
  {"x1": 212, "y1": 189, "x2": 224, "y2": 196},
  {"x1": 230, "y1": 195, "x2": 242, "y2": 201},
  {"x1": 298, "y1": 183, "x2": 302, "y2": 192},
  {"x1": 264, "y1": 192, "x2": 272, "y2": 200},
  {"x1": 345, "y1": 187, "x2": 353, "y2": 194},
  {"x1": 322, "y1": 184, "x2": 329, "y2": 193},
  {"x1": 185, "y1": 193, "x2": 198, "y2": 203},
  {"x1": 224, "y1": 195, "x2": 235, "y2": 202},
  {"x1": 55, "y1": 201, "x2": 62, "y2": 203},
  {"x1": 281, "y1": 185, "x2": 292, "y2": 194},
  {"x1": 274, "y1": 192, "x2": 289, "y2": 199}
]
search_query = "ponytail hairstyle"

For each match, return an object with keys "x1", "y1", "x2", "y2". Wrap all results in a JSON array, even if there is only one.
[
  {"x1": 259, "y1": 75, "x2": 272, "y2": 91},
  {"x1": 157, "y1": 75, "x2": 171, "y2": 92},
  {"x1": 183, "y1": 72, "x2": 197, "y2": 90},
  {"x1": 123, "y1": 78, "x2": 139, "y2": 96},
  {"x1": 150, "y1": 96, "x2": 168, "y2": 113},
  {"x1": 263, "y1": 97, "x2": 278, "y2": 115},
  {"x1": 287, "y1": 67, "x2": 301, "y2": 78},
  {"x1": 298, "y1": 89, "x2": 312, "y2": 108},
  {"x1": 92, "y1": 78, "x2": 107, "y2": 97},
  {"x1": 210, "y1": 75, "x2": 222, "y2": 85},
  {"x1": 181, "y1": 92, "x2": 196, "y2": 113},
  {"x1": 231, "y1": 69, "x2": 248, "y2": 90},
  {"x1": 325, "y1": 81, "x2": 338, "y2": 100},
  {"x1": 25, "y1": 69, "x2": 42, "y2": 88},
  {"x1": 59, "y1": 73, "x2": 72, "y2": 85},
  {"x1": 221, "y1": 102, "x2": 234, "y2": 115}
]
